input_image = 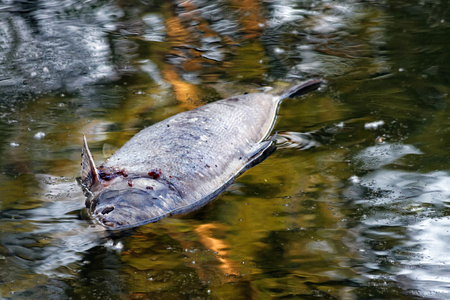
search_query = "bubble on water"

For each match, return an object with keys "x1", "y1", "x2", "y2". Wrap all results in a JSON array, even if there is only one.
[
  {"x1": 10, "y1": 142, "x2": 20, "y2": 147},
  {"x1": 376, "y1": 136, "x2": 386, "y2": 144},
  {"x1": 34, "y1": 132, "x2": 46, "y2": 140},
  {"x1": 349, "y1": 175, "x2": 360, "y2": 184},
  {"x1": 104, "y1": 240, "x2": 123, "y2": 252},
  {"x1": 113, "y1": 241, "x2": 123, "y2": 252},
  {"x1": 274, "y1": 47, "x2": 285, "y2": 54},
  {"x1": 364, "y1": 120, "x2": 385, "y2": 130}
]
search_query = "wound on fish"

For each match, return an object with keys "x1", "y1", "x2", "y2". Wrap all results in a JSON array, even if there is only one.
[
  {"x1": 98, "y1": 167, "x2": 128, "y2": 181},
  {"x1": 148, "y1": 169, "x2": 162, "y2": 179},
  {"x1": 117, "y1": 169, "x2": 128, "y2": 177}
]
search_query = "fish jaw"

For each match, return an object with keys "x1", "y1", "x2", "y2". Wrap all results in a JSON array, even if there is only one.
[{"x1": 86, "y1": 177, "x2": 182, "y2": 230}]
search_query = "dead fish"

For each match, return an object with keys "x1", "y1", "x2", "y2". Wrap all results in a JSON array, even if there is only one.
[{"x1": 81, "y1": 79, "x2": 323, "y2": 230}]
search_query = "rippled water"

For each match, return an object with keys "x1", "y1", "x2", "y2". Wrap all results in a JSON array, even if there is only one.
[{"x1": 0, "y1": 0, "x2": 449, "y2": 298}]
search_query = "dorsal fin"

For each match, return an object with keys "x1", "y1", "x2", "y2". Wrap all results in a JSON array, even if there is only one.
[{"x1": 81, "y1": 134, "x2": 99, "y2": 190}]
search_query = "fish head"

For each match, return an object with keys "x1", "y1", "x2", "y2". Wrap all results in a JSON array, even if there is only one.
[
  {"x1": 81, "y1": 135, "x2": 181, "y2": 230},
  {"x1": 86, "y1": 177, "x2": 181, "y2": 229}
]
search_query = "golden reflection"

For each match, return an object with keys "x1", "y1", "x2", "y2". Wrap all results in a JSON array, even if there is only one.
[
  {"x1": 229, "y1": 0, "x2": 266, "y2": 40},
  {"x1": 163, "y1": 66, "x2": 204, "y2": 109},
  {"x1": 160, "y1": 3, "x2": 215, "y2": 107},
  {"x1": 195, "y1": 223, "x2": 240, "y2": 276},
  {"x1": 154, "y1": 0, "x2": 269, "y2": 106},
  {"x1": 125, "y1": 292, "x2": 151, "y2": 300}
]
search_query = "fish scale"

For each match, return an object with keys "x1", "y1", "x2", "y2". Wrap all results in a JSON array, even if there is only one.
[{"x1": 103, "y1": 94, "x2": 278, "y2": 198}]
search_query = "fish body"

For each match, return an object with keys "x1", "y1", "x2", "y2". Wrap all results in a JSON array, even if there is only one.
[{"x1": 81, "y1": 79, "x2": 322, "y2": 230}]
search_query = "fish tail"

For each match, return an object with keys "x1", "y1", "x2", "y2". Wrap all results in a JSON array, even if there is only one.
[{"x1": 280, "y1": 79, "x2": 324, "y2": 100}]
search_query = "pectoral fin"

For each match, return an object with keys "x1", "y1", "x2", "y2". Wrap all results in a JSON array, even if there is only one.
[
  {"x1": 81, "y1": 135, "x2": 99, "y2": 190},
  {"x1": 242, "y1": 135, "x2": 277, "y2": 174}
]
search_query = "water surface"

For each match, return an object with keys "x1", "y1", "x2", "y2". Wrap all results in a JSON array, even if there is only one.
[{"x1": 0, "y1": 0, "x2": 449, "y2": 298}]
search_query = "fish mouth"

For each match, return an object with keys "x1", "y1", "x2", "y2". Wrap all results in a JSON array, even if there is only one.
[{"x1": 89, "y1": 188, "x2": 173, "y2": 230}]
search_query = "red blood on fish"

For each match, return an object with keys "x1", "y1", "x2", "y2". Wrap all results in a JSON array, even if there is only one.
[
  {"x1": 98, "y1": 169, "x2": 115, "y2": 181},
  {"x1": 148, "y1": 169, "x2": 162, "y2": 179},
  {"x1": 117, "y1": 169, "x2": 128, "y2": 177},
  {"x1": 98, "y1": 167, "x2": 129, "y2": 181}
]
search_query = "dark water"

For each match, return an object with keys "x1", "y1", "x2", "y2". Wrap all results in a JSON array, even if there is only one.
[{"x1": 0, "y1": 0, "x2": 449, "y2": 298}]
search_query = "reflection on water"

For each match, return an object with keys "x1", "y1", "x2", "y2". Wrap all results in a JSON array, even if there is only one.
[
  {"x1": 0, "y1": 176, "x2": 99, "y2": 274},
  {"x1": 0, "y1": 0, "x2": 126, "y2": 104},
  {"x1": 345, "y1": 144, "x2": 450, "y2": 298},
  {"x1": 0, "y1": 0, "x2": 450, "y2": 298}
]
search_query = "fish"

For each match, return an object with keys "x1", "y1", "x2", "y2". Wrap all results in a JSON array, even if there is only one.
[{"x1": 81, "y1": 79, "x2": 323, "y2": 230}]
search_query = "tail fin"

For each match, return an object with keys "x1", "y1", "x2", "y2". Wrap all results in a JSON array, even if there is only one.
[{"x1": 280, "y1": 79, "x2": 324, "y2": 100}]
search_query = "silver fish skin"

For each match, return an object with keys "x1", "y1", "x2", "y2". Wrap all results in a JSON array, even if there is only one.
[{"x1": 81, "y1": 79, "x2": 323, "y2": 230}]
